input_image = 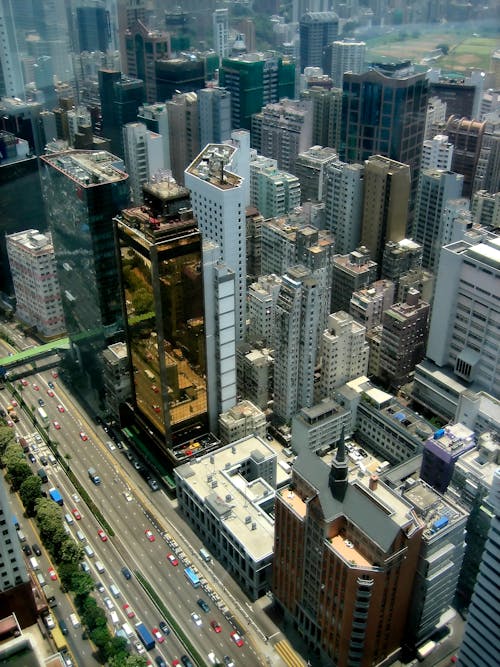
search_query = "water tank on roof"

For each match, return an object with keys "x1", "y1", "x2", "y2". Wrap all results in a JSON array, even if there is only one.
[
  {"x1": 434, "y1": 429, "x2": 445, "y2": 439},
  {"x1": 432, "y1": 516, "x2": 449, "y2": 532}
]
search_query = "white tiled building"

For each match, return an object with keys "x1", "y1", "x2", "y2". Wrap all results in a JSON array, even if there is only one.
[
  {"x1": 324, "y1": 159, "x2": 365, "y2": 255},
  {"x1": 6, "y1": 230, "x2": 65, "y2": 338},
  {"x1": 123, "y1": 122, "x2": 164, "y2": 204},
  {"x1": 219, "y1": 400, "x2": 267, "y2": 444},
  {"x1": 250, "y1": 155, "x2": 301, "y2": 219}
]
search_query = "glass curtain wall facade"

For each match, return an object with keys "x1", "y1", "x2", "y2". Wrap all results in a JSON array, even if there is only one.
[{"x1": 116, "y1": 188, "x2": 208, "y2": 460}]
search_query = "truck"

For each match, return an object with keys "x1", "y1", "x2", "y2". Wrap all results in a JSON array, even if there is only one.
[
  {"x1": 7, "y1": 406, "x2": 19, "y2": 422},
  {"x1": 49, "y1": 487, "x2": 63, "y2": 505},
  {"x1": 135, "y1": 621, "x2": 155, "y2": 650},
  {"x1": 88, "y1": 467, "x2": 101, "y2": 485}
]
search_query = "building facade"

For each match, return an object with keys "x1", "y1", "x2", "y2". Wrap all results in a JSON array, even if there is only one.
[
  {"x1": 324, "y1": 159, "x2": 365, "y2": 254},
  {"x1": 122, "y1": 122, "x2": 164, "y2": 204},
  {"x1": 299, "y1": 11, "x2": 339, "y2": 72},
  {"x1": 250, "y1": 156, "x2": 301, "y2": 219}
]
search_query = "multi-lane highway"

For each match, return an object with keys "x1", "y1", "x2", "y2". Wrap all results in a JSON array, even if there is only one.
[{"x1": 1, "y1": 364, "x2": 254, "y2": 667}]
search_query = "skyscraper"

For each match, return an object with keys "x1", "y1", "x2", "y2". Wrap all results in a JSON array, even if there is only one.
[
  {"x1": 0, "y1": 0, "x2": 25, "y2": 98},
  {"x1": 40, "y1": 150, "x2": 129, "y2": 412},
  {"x1": 76, "y1": 6, "x2": 111, "y2": 53},
  {"x1": 166, "y1": 92, "x2": 200, "y2": 186},
  {"x1": 340, "y1": 66, "x2": 428, "y2": 211},
  {"x1": 330, "y1": 38, "x2": 366, "y2": 88},
  {"x1": 250, "y1": 156, "x2": 301, "y2": 219},
  {"x1": 198, "y1": 87, "x2": 232, "y2": 148},
  {"x1": 99, "y1": 69, "x2": 145, "y2": 158},
  {"x1": 458, "y1": 468, "x2": 500, "y2": 667},
  {"x1": 219, "y1": 52, "x2": 295, "y2": 130},
  {"x1": 324, "y1": 159, "x2": 364, "y2": 254},
  {"x1": 115, "y1": 179, "x2": 209, "y2": 461},
  {"x1": 185, "y1": 143, "x2": 247, "y2": 341},
  {"x1": 124, "y1": 19, "x2": 170, "y2": 103},
  {"x1": 299, "y1": 11, "x2": 339, "y2": 72},
  {"x1": 445, "y1": 115, "x2": 486, "y2": 199},
  {"x1": 361, "y1": 155, "x2": 410, "y2": 267},
  {"x1": 122, "y1": 122, "x2": 164, "y2": 203},
  {"x1": 212, "y1": 8, "x2": 230, "y2": 59}
]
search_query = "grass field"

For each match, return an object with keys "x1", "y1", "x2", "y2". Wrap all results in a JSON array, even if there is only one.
[{"x1": 366, "y1": 30, "x2": 499, "y2": 73}]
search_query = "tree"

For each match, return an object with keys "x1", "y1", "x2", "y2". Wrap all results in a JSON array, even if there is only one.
[
  {"x1": 81, "y1": 597, "x2": 107, "y2": 631},
  {"x1": 108, "y1": 656, "x2": 148, "y2": 667},
  {"x1": 35, "y1": 498, "x2": 64, "y2": 545},
  {"x1": 59, "y1": 538, "x2": 84, "y2": 565},
  {"x1": 437, "y1": 43, "x2": 449, "y2": 55},
  {"x1": 7, "y1": 458, "x2": 32, "y2": 490},
  {"x1": 19, "y1": 475, "x2": 42, "y2": 515},
  {"x1": 71, "y1": 571, "x2": 95, "y2": 597},
  {"x1": 0, "y1": 426, "x2": 15, "y2": 457},
  {"x1": 132, "y1": 288, "x2": 154, "y2": 315},
  {"x1": 3, "y1": 441, "x2": 23, "y2": 468}
]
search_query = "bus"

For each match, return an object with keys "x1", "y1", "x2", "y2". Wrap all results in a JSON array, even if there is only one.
[
  {"x1": 37, "y1": 407, "x2": 49, "y2": 426},
  {"x1": 184, "y1": 566, "x2": 200, "y2": 588},
  {"x1": 51, "y1": 626, "x2": 67, "y2": 653}
]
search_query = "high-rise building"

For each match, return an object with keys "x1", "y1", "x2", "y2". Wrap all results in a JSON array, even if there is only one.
[
  {"x1": 198, "y1": 87, "x2": 232, "y2": 148},
  {"x1": 472, "y1": 189, "x2": 500, "y2": 228},
  {"x1": 301, "y1": 86, "x2": 342, "y2": 150},
  {"x1": 361, "y1": 155, "x2": 410, "y2": 266},
  {"x1": 154, "y1": 56, "x2": 205, "y2": 102},
  {"x1": 330, "y1": 38, "x2": 366, "y2": 88},
  {"x1": 219, "y1": 52, "x2": 295, "y2": 130},
  {"x1": 446, "y1": 115, "x2": 486, "y2": 199},
  {"x1": 40, "y1": 150, "x2": 129, "y2": 411},
  {"x1": 218, "y1": 399, "x2": 267, "y2": 444},
  {"x1": 166, "y1": 92, "x2": 200, "y2": 186},
  {"x1": 420, "y1": 423, "x2": 476, "y2": 494},
  {"x1": 115, "y1": 180, "x2": 209, "y2": 462},
  {"x1": 324, "y1": 158, "x2": 364, "y2": 254},
  {"x1": 273, "y1": 439, "x2": 423, "y2": 667},
  {"x1": 413, "y1": 168, "x2": 464, "y2": 271},
  {"x1": 424, "y1": 95, "x2": 448, "y2": 140},
  {"x1": 295, "y1": 145, "x2": 337, "y2": 202},
  {"x1": 421, "y1": 133, "x2": 454, "y2": 170},
  {"x1": 123, "y1": 122, "x2": 164, "y2": 204},
  {"x1": 76, "y1": 6, "x2": 111, "y2": 53},
  {"x1": 299, "y1": 11, "x2": 339, "y2": 72},
  {"x1": 212, "y1": 8, "x2": 229, "y2": 59},
  {"x1": 379, "y1": 289, "x2": 430, "y2": 389},
  {"x1": 427, "y1": 236, "x2": 500, "y2": 394},
  {"x1": 98, "y1": 69, "x2": 145, "y2": 158},
  {"x1": 125, "y1": 20, "x2": 170, "y2": 103},
  {"x1": 249, "y1": 156, "x2": 301, "y2": 219},
  {"x1": 247, "y1": 274, "x2": 282, "y2": 346},
  {"x1": 319, "y1": 311, "x2": 369, "y2": 399},
  {"x1": 0, "y1": 476, "x2": 38, "y2": 628},
  {"x1": 340, "y1": 67, "x2": 428, "y2": 210},
  {"x1": 137, "y1": 102, "x2": 170, "y2": 170},
  {"x1": 458, "y1": 467, "x2": 500, "y2": 667},
  {"x1": 349, "y1": 279, "x2": 395, "y2": 332},
  {"x1": 331, "y1": 247, "x2": 377, "y2": 313},
  {"x1": 251, "y1": 99, "x2": 313, "y2": 175},
  {"x1": 381, "y1": 239, "x2": 423, "y2": 286},
  {"x1": 185, "y1": 143, "x2": 247, "y2": 342},
  {"x1": 0, "y1": 0, "x2": 25, "y2": 98},
  {"x1": 6, "y1": 229, "x2": 65, "y2": 338},
  {"x1": 273, "y1": 266, "x2": 325, "y2": 423}
]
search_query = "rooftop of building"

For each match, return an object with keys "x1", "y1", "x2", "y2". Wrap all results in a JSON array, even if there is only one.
[
  {"x1": 41, "y1": 150, "x2": 127, "y2": 186},
  {"x1": 106, "y1": 341, "x2": 128, "y2": 360},
  {"x1": 351, "y1": 280, "x2": 394, "y2": 304},
  {"x1": 296, "y1": 398, "x2": 348, "y2": 424},
  {"x1": 6, "y1": 229, "x2": 52, "y2": 252},
  {"x1": 425, "y1": 423, "x2": 476, "y2": 455},
  {"x1": 175, "y1": 436, "x2": 282, "y2": 561},
  {"x1": 296, "y1": 145, "x2": 338, "y2": 164},
  {"x1": 453, "y1": 432, "x2": 499, "y2": 489},
  {"x1": 219, "y1": 400, "x2": 266, "y2": 425},
  {"x1": 185, "y1": 144, "x2": 242, "y2": 190},
  {"x1": 402, "y1": 479, "x2": 466, "y2": 542},
  {"x1": 333, "y1": 250, "x2": 377, "y2": 274}
]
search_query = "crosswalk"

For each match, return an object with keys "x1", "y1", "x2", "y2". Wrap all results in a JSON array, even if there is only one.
[{"x1": 274, "y1": 639, "x2": 307, "y2": 667}]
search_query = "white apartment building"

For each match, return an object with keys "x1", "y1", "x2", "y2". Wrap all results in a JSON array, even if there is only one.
[
  {"x1": 123, "y1": 122, "x2": 164, "y2": 204},
  {"x1": 291, "y1": 398, "x2": 351, "y2": 455},
  {"x1": 138, "y1": 102, "x2": 170, "y2": 170},
  {"x1": 324, "y1": 159, "x2": 365, "y2": 255},
  {"x1": 213, "y1": 8, "x2": 230, "y2": 59},
  {"x1": 218, "y1": 399, "x2": 267, "y2": 444},
  {"x1": 66, "y1": 105, "x2": 92, "y2": 146},
  {"x1": 330, "y1": 38, "x2": 366, "y2": 89},
  {"x1": 250, "y1": 155, "x2": 301, "y2": 219},
  {"x1": 421, "y1": 133, "x2": 454, "y2": 170},
  {"x1": 427, "y1": 236, "x2": 500, "y2": 394},
  {"x1": 198, "y1": 87, "x2": 232, "y2": 148},
  {"x1": 6, "y1": 230, "x2": 65, "y2": 338},
  {"x1": 202, "y1": 241, "x2": 237, "y2": 430},
  {"x1": 294, "y1": 145, "x2": 337, "y2": 202},
  {"x1": 319, "y1": 311, "x2": 369, "y2": 399},
  {"x1": 424, "y1": 96, "x2": 448, "y2": 140},
  {"x1": 247, "y1": 274, "x2": 282, "y2": 345},
  {"x1": 274, "y1": 266, "x2": 325, "y2": 423},
  {"x1": 186, "y1": 143, "x2": 247, "y2": 342},
  {"x1": 349, "y1": 279, "x2": 395, "y2": 331}
]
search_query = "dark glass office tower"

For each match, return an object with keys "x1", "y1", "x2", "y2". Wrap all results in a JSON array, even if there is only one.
[
  {"x1": 76, "y1": 6, "x2": 111, "y2": 53},
  {"x1": 40, "y1": 150, "x2": 129, "y2": 413},
  {"x1": 340, "y1": 65, "x2": 428, "y2": 216},
  {"x1": 115, "y1": 180, "x2": 208, "y2": 463},
  {"x1": 98, "y1": 69, "x2": 144, "y2": 158}
]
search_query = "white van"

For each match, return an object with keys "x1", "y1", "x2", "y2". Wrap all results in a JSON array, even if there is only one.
[
  {"x1": 17, "y1": 530, "x2": 26, "y2": 543},
  {"x1": 95, "y1": 560, "x2": 105, "y2": 574},
  {"x1": 104, "y1": 597, "x2": 114, "y2": 610},
  {"x1": 122, "y1": 622, "x2": 134, "y2": 638},
  {"x1": 110, "y1": 611, "x2": 120, "y2": 625},
  {"x1": 64, "y1": 513, "x2": 74, "y2": 525},
  {"x1": 76, "y1": 530, "x2": 86, "y2": 542},
  {"x1": 70, "y1": 613, "x2": 80, "y2": 628},
  {"x1": 109, "y1": 583, "x2": 120, "y2": 599},
  {"x1": 84, "y1": 544, "x2": 95, "y2": 558},
  {"x1": 48, "y1": 454, "x2": 57, "y2": 466},
  {"x1": 29, "y1": 556, "x2": 40, "y2": 570}
]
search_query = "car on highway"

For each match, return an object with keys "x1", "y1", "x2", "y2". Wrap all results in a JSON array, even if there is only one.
[
  {"x1": 121, "y1": 566, "x2": 132, "y2": 580},
  {"x1": 95, "y1": 581, "x2": 105, "y2": 593},
  {"x1": 181, "y1": 656, "x2": 194, "y2": 667},
  {"x1": 167, "y1": 553, "x2": 179, "y2": 566},
  {"x1": 53, "y1": 420, "x2": 61, "y2": 430},
  {"x1": 145, "y1": 529, "x2": 155, "y2": 542},
  {"x1": 28, "y1": 453, "x2": 36, "y2": 464},
  {"x1": 21, "y1": 379, "x2": 28, "y2": 386},
  {"x1": 155, "y1": 658, "x2": 167, "y2": 667},
  {"x1": 57, "y1": 404, "x2": 65, "y2": 413},
  {"x1": 52, "y1": 371, "x2": 58, "y2": 378},
  {"x1": 71, "y1": 508, "x2": 81, "y2": 520},
  {"x1": 223, "y1": 657, "x2": 234, "y2": 667},
  {"x1": 47, "y1": 389, "x2": 55, "y2": 397},
  {"x1": 230, "y1": 631, "x2": 244, "y2": 647},
  {"x1": 48, "y1": 381, "x2": 55, "y2": 389},
  {"x1": 122, "y1": 603, "x2": 135, "y2": 618},
  {"x1": 210, "y1": 621, "x2": 222, "y2": 633},
  {"x1": 103, "y1": 596, "x2": 114, "y2": 610},
  {"x1": 23, "y1": 544, "x2": 32, "y2": 556},
  {"x1": 79, "y1": 431, "x2": 88, "y2": 441},
  {"x1": 38, "y1": 398, "x2": 45, "y2": 406},
  {"x1": 158, "y1": 620, "x2": 170, "y2": 635},
  {"x1": 152, "y1": 404, "x2": 161, "y2": 413},
  {"x1": 197, "y1": 598, "x2": 210, "y2": 613},
  {"x1": 33, "y1": 383, "x2": 39, "y2": 391},
  {"x1": 48, "y1": 567, "x2": 57, "y2": 581},
  {"x1": 190, "y1": 612, "x2": 202, "y2": 627},
  {"x1": 172, "y1": 661, "x2": 180, "y2": 667},
  {"x1": 152, "y1": 627, "x2": 164, "y2": 643},
  {"x1": 97, "y1": 529, "x2": 108, "y2": 542},
  {"x1": 134, "y1": 640, "x2": 145, "y2": 654},
  {"x1": 32, "y1": 543, "x2": 41, "y2": 556}
]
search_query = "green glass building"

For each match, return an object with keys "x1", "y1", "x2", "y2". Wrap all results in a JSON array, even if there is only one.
[
  {"x1": 219, "y1": 53, "x2": 295, "y2": 130},
  {"x1": 115, "y1": 180, "x2": 208, "y2": 463}
]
